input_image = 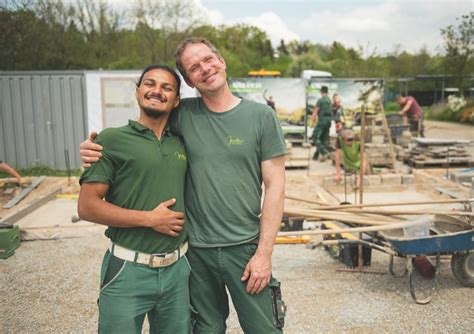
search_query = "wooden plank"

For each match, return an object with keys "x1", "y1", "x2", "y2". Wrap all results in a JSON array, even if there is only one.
[
  {"x1": 278, "y1": 219, "x2": 430, "y2": 237},
  {"x1": 434, "y1": 187, "x2": 463, "y2": 199},
  {"x1": 3, "y1": 186, "x2": 62, "y2": 224},
  {"x1": 414, "y1": 138, "x2": 471, "y2": 146},
  {"x1": 285, "y1": 194, "x2": 472, "y2": 210},
  {"x1": 3, "y1": 176, "x2": 47, "y2": 209}
]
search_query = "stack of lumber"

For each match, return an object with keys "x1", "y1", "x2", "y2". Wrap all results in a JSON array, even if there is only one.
[
  {"x1": 404, "y1": 138, "x2": 473, "y2": 168},
  {"x1": 285, "y1": 141, "x2": 310, "y2": 169},
  {"x1": 281, "y1": 194, "x2": 474, "y2": 238}
]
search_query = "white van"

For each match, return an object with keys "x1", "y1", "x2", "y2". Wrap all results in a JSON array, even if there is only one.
[{"x1": 301, "y1": 70, "x2": 332, "y2": 80}]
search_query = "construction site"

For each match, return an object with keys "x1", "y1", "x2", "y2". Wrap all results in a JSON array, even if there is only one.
[
  {"x1": 2, "y1": 1, "x2": 474, "y2": 332},
  {"x1": 0, "y1": 114, "x2": 473, "y2": 332}
]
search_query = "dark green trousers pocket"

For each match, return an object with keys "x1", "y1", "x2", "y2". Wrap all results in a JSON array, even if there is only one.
[{"x1": 101, "y1": 253, "x2": 126, "y2": 289}]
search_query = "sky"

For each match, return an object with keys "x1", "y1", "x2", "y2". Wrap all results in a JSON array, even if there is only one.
[
  {"x1": 106, "y1": 0, "x2": 473, "y2": 55},
  {"x1": 196, "y1": 0, "x2": 472, "y2": 54}
]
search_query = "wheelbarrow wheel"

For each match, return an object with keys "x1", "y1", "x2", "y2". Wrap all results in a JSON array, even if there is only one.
[{"x1": 451, "y1": 251, "x2": 474, "y2": 288}]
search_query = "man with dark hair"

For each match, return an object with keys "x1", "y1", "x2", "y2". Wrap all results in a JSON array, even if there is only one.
[
  {"x1": 395, "y1": 94, "x2": 424, "y2": 137},
  {"x1": 311, "y1": 85, "x2": 333, "y2": 161},
  {"x1": 81, "y1": 37, "x2": 287, "y2": 333},
  {"x1": 78, "y1": 64, "x2": 190, "y2": 333}
]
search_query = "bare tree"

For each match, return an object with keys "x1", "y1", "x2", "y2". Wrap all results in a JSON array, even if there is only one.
[
  {"x1": 132, "y1": 0, "x2": 204, "y2": 64},
  {"x1": 74, "y1": 0, "x2": 124, "y2": 68}
]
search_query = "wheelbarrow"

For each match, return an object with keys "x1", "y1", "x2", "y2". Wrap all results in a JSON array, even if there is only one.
[{"x1": 325, "y1": 215, "x2": 474, "y2": 304}]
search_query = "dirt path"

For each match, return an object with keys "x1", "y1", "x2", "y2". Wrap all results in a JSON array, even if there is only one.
[{"x1": 424, "y1": 120, "x2": 474, "y2": 141}]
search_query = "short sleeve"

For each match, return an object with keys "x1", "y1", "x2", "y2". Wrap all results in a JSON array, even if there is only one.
[
  {"x1": 79, "y1": 133, "x2": 116, "y2": 186},
  {"x1": 260, "y1": 110, "x2": 287, "y2": 162},
  {"x1": 316, "y1": 98, "x2": 322, "y2": 108}
]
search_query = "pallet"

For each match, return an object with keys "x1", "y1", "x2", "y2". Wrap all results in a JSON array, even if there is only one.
[{"x1": 406, "y1": 158, "x2": 474, "y2": 168}]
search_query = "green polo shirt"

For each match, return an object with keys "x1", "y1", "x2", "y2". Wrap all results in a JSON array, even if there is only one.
[
  {"x1": 174, "y1": 98, "x2": 286, "y2": 247},
  {"x1": 336, "y1": 136, "x2": 361, "y2": 172},
  {"x1": 317, "y1": 95, "x2": 332, "y2": 119},
  {"x1": 79, "y1": 120, "x2": 187, "y2": 254}
]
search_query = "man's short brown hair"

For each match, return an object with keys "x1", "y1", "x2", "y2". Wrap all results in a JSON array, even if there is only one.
[{"x1": 174, "y1": 37, "x2": 222, "y2": 82}]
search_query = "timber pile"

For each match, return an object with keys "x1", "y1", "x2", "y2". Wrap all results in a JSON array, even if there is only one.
[
  {"x1": 404, "y1": 138, "x2": 473, "y2": 168},
  {"x1": 282, "y1": 194, "x2": 474, "y2": 237},
  {"x1": 285, "y1": 141, "x2": 310, "y2": 169}
]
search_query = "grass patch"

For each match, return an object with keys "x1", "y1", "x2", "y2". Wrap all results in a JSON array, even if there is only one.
[{"x1": 0, "y1": 166, "x2": 81, "y2": 178}]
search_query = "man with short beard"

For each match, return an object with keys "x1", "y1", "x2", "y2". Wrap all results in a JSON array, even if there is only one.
[{"x1": 78, "y1": 64, "x2": 190, "y2": 334}]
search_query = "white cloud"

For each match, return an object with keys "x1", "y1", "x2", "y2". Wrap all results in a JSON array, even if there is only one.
[
  {"x1": 195, "y1": 0, "x2": 225, "y2": 25},
  {"x1": 298, "y1": 0, "x2": 472, "y2": 54},
  {"x1": 232, "y1": 11, "x2": 300, "y2": 45}
]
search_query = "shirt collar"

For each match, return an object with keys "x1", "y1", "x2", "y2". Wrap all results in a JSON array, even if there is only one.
[{"x1": 128, "y1": 119, "x2": 172, "y2": 137}]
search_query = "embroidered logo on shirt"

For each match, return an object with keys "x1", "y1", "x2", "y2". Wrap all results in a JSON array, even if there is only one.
[
  {"x1": 226, "y1": 136, "x2": 244, "y2": 145},
  {"x1": 175, "y1": 152, "x2": 187, "y2": 160}
]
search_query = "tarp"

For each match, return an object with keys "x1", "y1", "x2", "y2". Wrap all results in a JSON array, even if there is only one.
[
  {"x1": 307, "y1": 79, "x2": 384, "y2": 129},
  {"x1": 229, "y1": 78, "x2": 307, "y2": 125}
]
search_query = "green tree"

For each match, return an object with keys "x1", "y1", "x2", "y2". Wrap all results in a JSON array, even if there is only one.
[{"x1": 441, "y1": 12, "x2": 474, "y2": 89}]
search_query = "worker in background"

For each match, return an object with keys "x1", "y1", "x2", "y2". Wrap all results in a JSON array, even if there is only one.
[
  {"x1": 333, "y1": 129, "x2": 369, "y2": 188},
  {"x1": 332, "y1": 93, "x2": 344, "y2": 133},
  {"x1": 0, "y1": 160, "x2": 23, "y2": 185},
  {"x1": 395, "y1": 94, "x2": 424, "y2": 137},
  {"x1": 311, "y1": 86, "x2": 332, "y2": 161},
  {"x1": 263, "y1": 89, "x2": 276, "y2": 111}
]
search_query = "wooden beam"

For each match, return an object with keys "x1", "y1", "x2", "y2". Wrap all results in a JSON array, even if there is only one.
[
  {"x1": 284, "y1": 208, "x2": 403, "y2": 226},
  {"x1": 330, "y1": 208, "x2": 474, "y2": 217},
  {"x1": 3, "y1": 176, "x2": 47, "y2": 209},
  {"x1": 285, "y1": 195, "x2": 473, "y2": 210},
  {"x1": 3, "y1": 186, "x2": 62, "y2": 224},
  {"x1": 277, "y1": 219, "x2": 430, "y2": 237}
]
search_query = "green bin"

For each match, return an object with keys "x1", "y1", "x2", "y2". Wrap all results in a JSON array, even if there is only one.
[{"x1": 0, "y1": 224, "x2": 21, "y2": 259}]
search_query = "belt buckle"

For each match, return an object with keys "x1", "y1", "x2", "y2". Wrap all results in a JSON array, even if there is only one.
[{"x1": 148, "y1": 251, "x2": 177, "y2": 268}]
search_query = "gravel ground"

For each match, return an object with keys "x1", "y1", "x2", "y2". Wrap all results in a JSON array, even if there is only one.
[
  {"x1": 1, "y1": 231, "x2": 473, "y2": 333},
  {"x1": 1, "y1": 120, "x2": 473, "y2": 333}
]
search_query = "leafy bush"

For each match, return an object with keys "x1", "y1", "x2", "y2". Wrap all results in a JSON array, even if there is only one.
[
  {"x1": 384, "y1": 101, "x2": 400, "y2": 113},
  {"x1": 425, "y1": 98, "x2": 474, "y2": 124}
]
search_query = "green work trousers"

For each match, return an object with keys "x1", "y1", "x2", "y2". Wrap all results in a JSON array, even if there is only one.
[
  {"x1": 98, "y1": 250, "x2": 191, "y2": 334},
  {"x1": 187, "y1": 243, "x2": 284, "y2": 334},
  {"x1": 312, "y1": 118, "x2": 331, "y2": 157}
]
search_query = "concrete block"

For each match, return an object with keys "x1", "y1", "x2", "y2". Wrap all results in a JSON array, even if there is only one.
[
  {"x1": 368, "y1": 175, "x2": 382, "y2": 186},
  {"x1": 381, "y1": 173, "x2": 402, "y2": 185},
  {"x1": 401, "y1": 174, "x2": 415, "y2": 184},
  {"x1": 371, "y1": 135, "x2": 385, "y2": 144},
  {"x1": 362, "y1": 175, "x2": 370, "y2": 186}
]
